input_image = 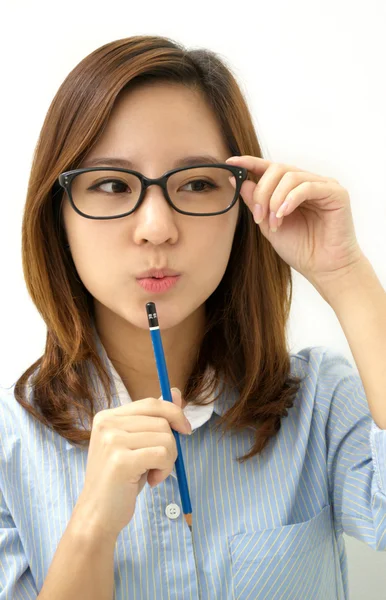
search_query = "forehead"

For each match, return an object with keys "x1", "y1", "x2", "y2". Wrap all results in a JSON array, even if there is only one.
[{"x1": 85, "y1": 82, "x2": 229, "y2": 166}]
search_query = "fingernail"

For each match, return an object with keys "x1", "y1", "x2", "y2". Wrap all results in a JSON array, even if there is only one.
[
  {"x1": 171, "y1": 387, "x2": 182, "y2": 397},
  {"x1": 276, "y1": 201, "x2": 288, "y2": 220},
  {"x1": 270, "y1": 211, "x2": 278, "y2": 232},
  {"x1": 253, "y1": 204, "x2": 263, "y2": 224},
  {"x1": 184, "y1": 416, "x2": 192, "y2": 434}
]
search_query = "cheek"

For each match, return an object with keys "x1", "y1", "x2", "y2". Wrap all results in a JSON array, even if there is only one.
[
  {"x1": 74, "y1": 234, "x2": 116, "y2": 271},
  {"x1": 63, "y1": 197, "x2": 116, "y2": 251},
  {"x1": 212, "y1": 206, "x2": 238, "y2": 251},
  {"x1": 197, "y1": 202, "x2": 238, "y2": 241},
  {"x1": 63, "y1": 216, "x2": 118, "y2": 290},
  {"x1": 69, "y1": 240, "x2": 123, "y2": 309},
  {"x1": 191, "y1": 213, "x2": 237, "y2": 281}
]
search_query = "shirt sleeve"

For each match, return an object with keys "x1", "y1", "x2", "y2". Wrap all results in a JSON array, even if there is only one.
[
  {"x1": 322, "y1": 351, "x2": 386, "y2": 551},
  {"x1": 0, "y1": 488, "x2": 39, "y2": 599}
]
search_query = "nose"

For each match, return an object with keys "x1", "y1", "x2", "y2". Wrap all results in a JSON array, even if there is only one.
[
  {"x1": 133, "y1": 182, "x2": 178, "y2": 244},
  {"x1": 139, "y1": 179, "x2": 175, "y2": 214}
]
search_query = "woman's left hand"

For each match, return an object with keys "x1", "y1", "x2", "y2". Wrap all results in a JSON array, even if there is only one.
[{"x1": 226, "y1": 155, "x2": 365, "y2": 296}]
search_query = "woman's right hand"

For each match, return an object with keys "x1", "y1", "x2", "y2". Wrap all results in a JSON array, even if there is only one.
[{"x1": 73, "y1": 389, "x2": 192, "y2": 542}]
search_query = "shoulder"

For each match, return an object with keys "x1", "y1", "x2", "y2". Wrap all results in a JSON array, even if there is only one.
[
  {"x1": 290, "y1": 345, "x2": 355, "y2": 379},
  {"x1": 0, "y1": 380, "x2": 37, "y2": 465},
  {"x1": 0, "y1": 383, "x2": 21, "y2": 425},
  {"x1": 289, "y1": 345, "x2": 364, "y2": 419},
  {"x1": 0, "y1": 384, "x2": 20, "y2": 468}
]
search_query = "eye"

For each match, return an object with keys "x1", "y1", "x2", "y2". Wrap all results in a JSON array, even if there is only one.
[
  {"x1": 180, "y1": 179, "x2": 218, "y2": 192},
  {"x1": 89, "y1": 179, "x2": 131, "y2": 193}
]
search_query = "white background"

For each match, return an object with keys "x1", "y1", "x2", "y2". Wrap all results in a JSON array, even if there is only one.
[{"x1": 1, "y1": 0, "x2": 386, "y2": 596}]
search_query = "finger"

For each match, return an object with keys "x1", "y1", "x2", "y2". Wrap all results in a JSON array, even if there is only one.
[
  {"x1": 227, "y1": 155, "x2": 333, "y2": 182},
  {"x1": 275, "y1": 180, "x2": 342, "y2": 219},
  {"x1": 158, "y1": 388, "x2": 182, "y2": 407},
  {"x1": 116, "y1": 415, "x2": 171, "y2": 434},
  {"x1": 124, "y1": 447, "x2": 176, "y2": 487},
  {"x1": 226, "y1": 155, "x2": 272, "y2": 176},
  {"x1": 269, "y1": 172, "x2": 331, "y2": 219},
  {"x1": 170, "y1": 388, "x2": 183, "y2": 407},
  {"x1": 109, "y1": 430, "x2": 177, "y2": 458},
  {"x1": 229, "y1": 164, "x2": 288, "y2": 223},
  {"x1": 228, "y1": 178, "x2": 259, "y2": 212},
  {"x1": 229, "y1": 169, "x2": 329, "y2": 225},
  {"x1": 147, "y1": 467, "x2": 172, "y2": 488},
  {"x1": 110, "y1": 397, "x2": 190, "y2": 434},
  {"x1": 229, "y1": 176, "x2": 276, "y2": 225}
]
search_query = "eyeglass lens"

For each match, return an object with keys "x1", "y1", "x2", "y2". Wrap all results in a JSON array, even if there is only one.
[{"x1": 69, "y1": 167, "x2": 238, "y2": 217}]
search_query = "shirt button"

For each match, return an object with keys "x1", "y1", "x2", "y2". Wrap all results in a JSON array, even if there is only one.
[{"x1": 165, "y1": 503, "x2": 181, "y2": 520}]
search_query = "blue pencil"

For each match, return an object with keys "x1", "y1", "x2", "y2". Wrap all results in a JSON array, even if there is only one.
[{"x1": 145, "y1": 302, "x2": 193, "y2": 531}]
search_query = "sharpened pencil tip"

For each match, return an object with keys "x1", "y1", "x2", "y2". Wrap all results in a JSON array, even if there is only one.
[{"x1": 184, "y1": 513, "x2": 192, "y2": 528}]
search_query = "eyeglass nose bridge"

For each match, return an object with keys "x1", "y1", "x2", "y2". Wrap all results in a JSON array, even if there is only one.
[
  {"x1": 137, "y1": 172, "x2": 175, "y2": 208},
  {"x1": 142, "y1": 172, "x2": 169, "y2": 193}
]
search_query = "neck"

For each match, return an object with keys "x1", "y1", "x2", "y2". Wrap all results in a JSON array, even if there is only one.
[{"x1": 93, "y1": 303, "x2": 206, "y2": 408}]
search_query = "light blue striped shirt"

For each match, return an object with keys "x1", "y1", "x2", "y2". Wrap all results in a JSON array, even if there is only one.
[{"x1": 1, "y1": 334, "x2": 385, "y2": 599}]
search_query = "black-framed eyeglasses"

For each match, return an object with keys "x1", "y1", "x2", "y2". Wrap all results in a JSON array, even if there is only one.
[{"x1": 57, "y1": 163, "x2": 248, "y2": 219}]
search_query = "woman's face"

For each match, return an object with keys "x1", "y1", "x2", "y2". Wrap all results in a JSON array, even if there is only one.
[{"x1": 61, "y1": 81, "x2": 240, "y2": 331}]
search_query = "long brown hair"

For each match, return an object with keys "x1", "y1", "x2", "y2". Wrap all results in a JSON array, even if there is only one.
[{"x1": 14, "y1": 35, "x2": 304, "y2": 461}]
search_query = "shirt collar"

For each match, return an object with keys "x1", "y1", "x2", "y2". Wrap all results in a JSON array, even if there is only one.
[{"x1": 91, "y1": 321, "x2": 235, "y2": 427}]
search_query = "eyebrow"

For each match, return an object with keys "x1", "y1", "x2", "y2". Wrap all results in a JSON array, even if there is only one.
[{"x1": 80, "y1": 155, "x2": 224, "y2": 170}]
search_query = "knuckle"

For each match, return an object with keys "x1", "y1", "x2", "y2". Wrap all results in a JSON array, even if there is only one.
[
  {"x1": 154, "y1": 416, "x2": 170, "y2": 432},
  {"x1": 170, "y1": 403, "x2": 183, "y2": 418},
  {"x1": 150, "y1": 397, "x2": 182, "y2": 422},
  {"x1": 272, "y1": 164, "x2": 285, "y2": 175},
  {"x1": 155, "y1": 446, "x2": 169, "y2": 461},
  {"x1": 163, "y1": 433, "x2": 177, "y2": 461},
  {"x1": 150, "y1": 397, "x2": 162, "y2": 407},
  {"x1": 110, "y1": 449, "x2": 124, "y2": 468},
  {"x1": 154, "y1": 434, "x2": 176, "y2": 462},
  {"x1": 93, "y1": 412, "x2": 106, "y2": 431},
  {"x1": 101, "y1": 430, "x2": 116, "y2": 447},
  {"x1": 304, "y1": 181, "x2": 314, "y2": 192},
  {"x1": 283, "y1": 171, "x2": 299, "y2": 184}
]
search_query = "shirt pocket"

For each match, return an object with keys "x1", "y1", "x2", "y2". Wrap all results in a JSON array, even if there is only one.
[{"x1": 228, "y1": 504, "x2": 337, "y2": 600}]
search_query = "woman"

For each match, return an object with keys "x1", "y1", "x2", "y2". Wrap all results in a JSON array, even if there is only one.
[{"x1": 0, "y1": 35, "x2": 385, "y2": 600}]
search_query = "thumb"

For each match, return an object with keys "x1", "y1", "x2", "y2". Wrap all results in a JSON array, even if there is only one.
[
  {"x1": 158, "y1": 387, "x2": 182, "y2": 407},
  {"x1": 171, "y1": 387, "x2": 182, "y2": 407}
]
